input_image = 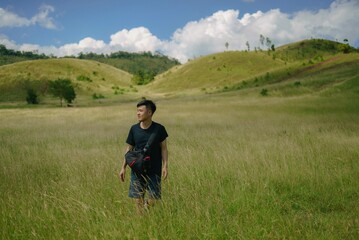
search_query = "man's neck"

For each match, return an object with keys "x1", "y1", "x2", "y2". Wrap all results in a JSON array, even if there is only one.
[{"x1": 140, "y1": 119, "x2": 153, "y2": 129}]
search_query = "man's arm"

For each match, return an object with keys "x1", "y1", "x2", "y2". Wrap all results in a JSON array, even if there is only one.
[
  {"x1": 119, "y1": 144, "x2": 134, "y2": 182},
  {"x1": 161, "y1": 139, "x2": 168, "y2": 180}
]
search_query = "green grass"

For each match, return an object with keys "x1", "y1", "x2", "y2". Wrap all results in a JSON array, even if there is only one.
[
  {"x1": 0, "y1": 58, "x2": 133, "y2": 102},
  {"x1": 274, "y1": 39, "x2": 343, "y2": 62},
  {"x1": 1, "y1": 94, "x2": 358, "y2": 239},
  {"x1": 215, "y1": 53, "x2": 359, "y2": 97},
  {"x1": 149, "y1": 51, "x2": 287, "y2": 93},
  {"x1": 1, "y1": 40, "x2": 358, "y2": 105}
]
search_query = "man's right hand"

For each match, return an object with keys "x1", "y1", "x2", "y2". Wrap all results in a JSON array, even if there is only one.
[{"x1": 119, "y1": 167, "x2": 126, "y2": 182}]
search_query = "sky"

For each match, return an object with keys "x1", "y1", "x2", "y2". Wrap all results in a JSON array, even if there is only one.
[{"x1": 0, "y1": 0, "x2": 358, "y2": 63}]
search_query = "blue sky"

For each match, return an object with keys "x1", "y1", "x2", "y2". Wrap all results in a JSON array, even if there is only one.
[{"x1": 1, "y1": 0, "x2": 358, "y2": 63}]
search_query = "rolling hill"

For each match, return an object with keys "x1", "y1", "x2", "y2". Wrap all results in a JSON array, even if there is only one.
[
  {"x1": 145, "y1": 39, "x2": 359, "y2": 96},
  {"x1": 78, "y1": 51, "x2": 180, "y2": 76},
  {"x1": 0, "y1": 58, "x2": 133, "y2": 102},
  {"x1": 0, "y1": 39, "x2": 358, "y2": 105},
  {"x1": 147, "y1": 50, "x2": 287, "y2": 93}
]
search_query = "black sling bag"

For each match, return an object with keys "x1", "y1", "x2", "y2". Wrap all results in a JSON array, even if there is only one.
[{"x1": 125, "y1": 126, "x2": 158, "y2": 175}]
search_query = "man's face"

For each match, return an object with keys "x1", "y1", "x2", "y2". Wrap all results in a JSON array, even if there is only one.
[{"x1": 137, "y1": 105, "x2": 152, "y2": 122}]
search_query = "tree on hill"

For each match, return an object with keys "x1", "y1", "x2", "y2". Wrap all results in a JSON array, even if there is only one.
[
  {"x1": 26, "y1": 88, "x2": 39, "y2": 104},
  {"x1": 265, "y1": 37, "x2": 272, "y2": 50},
  {"x1": 246, "y1": 41, "x2": 250, "y2": 51},
  {"x1": 77, "y1": 51, "x2": 180, "y2": 76},
  {"x1": 131, "y1": 70, "x2": 156, "y2": 85},
  {"x1": 338, "y1": 39, "x2": 351, "y2": 54},
  {"x1": 271, "y1": 44, "x2": 275, "y2": 51},
  {"x1": 259, "y1": 34, "x2": 265, "y2": 47},
  {"x1": 49, "y1": 79, "x2": 76, "y2": 106}
]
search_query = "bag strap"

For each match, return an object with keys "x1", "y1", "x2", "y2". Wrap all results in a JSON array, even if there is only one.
[{"x1": 143, "y1": 124, "x2": 159, "y2": 153}]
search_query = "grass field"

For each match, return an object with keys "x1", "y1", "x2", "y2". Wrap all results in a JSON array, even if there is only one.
[{"x1": 1, "y1": 93, "x2": 358, "y2": 239}]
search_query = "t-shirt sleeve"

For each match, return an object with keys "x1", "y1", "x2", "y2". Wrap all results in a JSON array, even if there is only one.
[
  {"x1": 126, "y1": 126, "x2": 135, "y2": 146},
  {"x1": 159, "y1": 125, "x2": 168, "y2": 143}
]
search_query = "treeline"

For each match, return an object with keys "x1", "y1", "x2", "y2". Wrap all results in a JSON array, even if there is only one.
[
  {"x1": 77, "y1": 51, "x2": 180, "y2": 85},
  {"x1": 0, "y1": 44, "x2": 180, "y2": 85},
  {"x1": 0, "y1": 44, "x2": 49, "y2": 60}
]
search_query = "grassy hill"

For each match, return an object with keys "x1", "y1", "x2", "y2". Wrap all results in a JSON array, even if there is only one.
[
  {"x1": 0, "y1": 44, "x2": 49, "y2": 66},
  {"x1": 0, "y1": 39, "x2": 358, "y2": 105},
  {"x1": 78, "y1": 51, "x2": 180, "y2": 76},
  {"x1": 0, "y1": 45, "x2": 180, "y2": 78},
  {"x1": 147, "y1": 51, "x2": 287, "y2": 93},
  {"x1": 0, "y1": 58, "x2": 133, "y2": 102},
  {"x1": 274, "y1": 38, "x2": 348, "y2": 62},
  {"x1": 146, "y1": 39, "x2": 359, "y2": 97}
]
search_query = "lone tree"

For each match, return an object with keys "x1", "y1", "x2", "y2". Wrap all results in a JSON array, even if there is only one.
[
  {"x1": 338, "y1": 39, "x2": 351, "y2": 54},
  {"x1": 265, "y1": 37, "x2": 272, "y2": 50},
  {"x1": 259, "y1": 34, "x2": 265, "y2": 47},
  {"x1": 245, "y1": 41, "x2": 250, "y2": 51},
  {"x1": 26, "y1": 88, "x2": 39, "y2": 104},
  {"x1": 49, "y1": 78, "x2": 76, "y2": 106}
]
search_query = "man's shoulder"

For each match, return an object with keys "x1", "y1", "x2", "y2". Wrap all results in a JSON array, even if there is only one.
[
  {"x1": 152, "y1": 122, "x2": 168, "y2": 138},
  {"x1": 152, "y1": 121, "x2": 164, "y2": 128},
  {"x1": 152, "y1": 121, "x2": 167, "y2": 131}
]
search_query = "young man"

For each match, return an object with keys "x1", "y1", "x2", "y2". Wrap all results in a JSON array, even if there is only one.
[{"x1": 119, "y1": 99, "x2": 168, "y2": 213}]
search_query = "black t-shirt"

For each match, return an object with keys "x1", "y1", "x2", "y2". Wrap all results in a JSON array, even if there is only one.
[{"x1": 126, "y1": 121, "x2": 168, "y2": 175}]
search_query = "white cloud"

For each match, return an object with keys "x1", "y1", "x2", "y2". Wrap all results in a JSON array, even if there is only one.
[
  {"x1": 57, "y1": 37, "x2": 107, "y2": 56},
  {"x1": 164, "y1": 10, "x2": 244, "y2": 61},
  {"x1": 19, "y1": 43, "x2": 41, "y2": 52},
  {"x1": 164, "y1": 0, "x2": 359, "y2": 62},
  {"x1": 110, "y1": 27, "x2": 162, "y2": 52},
  {"x1": 0, "y1": 5, "x2": 57, "y2": 29},
  {"x1": 30, "y1": 5, "x2": 57, "y2": 29},
  {"x1": 0, "y1": 34, "x2": 18, "y2": 49},
  {"x1": 0, "y1": 8, "x2": 31, "y2": 27},
  {"x1": 1, "y1": 0, "x2": 358, "y2": 63}
]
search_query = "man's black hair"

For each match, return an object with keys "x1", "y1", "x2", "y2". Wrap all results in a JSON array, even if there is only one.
[{"x1": 137, "y1": 99, "x2": 156, "y2": 114}]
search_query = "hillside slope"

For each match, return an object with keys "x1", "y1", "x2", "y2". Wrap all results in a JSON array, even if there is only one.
[
  {"x1": 0, "y1": 58, "x2": 133, "y2": 101},
  {"x1": 230, "y1": 53, "x2": 359, "y2": 97},
  {"x1": 1, "y1": 39, "x2": 358, "y2": 104},
  {"x1": 78, "y1": 51, "x2": 180, "y2": 76},
  {"x1": 0, "y1": 45, "x2": 180, "y2": 77},
  {"x1": 147, "y1": 51, "x2": 287, "y2": 93},
  {"x1": 145, "y1": 39, "x2": 358, "y2": 96}
]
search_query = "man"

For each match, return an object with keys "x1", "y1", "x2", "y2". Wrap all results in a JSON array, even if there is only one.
[{"x1": 119, "y1": 99, "x2": 168, "y2": 213}]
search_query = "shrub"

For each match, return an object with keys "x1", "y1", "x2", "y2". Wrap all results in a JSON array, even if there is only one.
[
  {"x1": 92, "y1": 93, "x2": 105, "y2": 99},
  {"x1": 26, "y1": 88, "x2": 39, "y2": 104},
  {"x1": 77, "y1": 75, "x2": 92, "y2": 82},
  {"x1": 294, "y1": 81, "x2": 301, "y2": 87},
  {"x1": 265, "y1": 72, "x2": 271, "y2": 81},
  {"x1": 260, "y1": 88, "x2": 268, "y2": 96}
]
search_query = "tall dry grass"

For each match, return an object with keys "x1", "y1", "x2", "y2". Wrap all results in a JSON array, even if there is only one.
[{"x1": 1, "y1": 95, "x2": 358, "y2": 239}]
